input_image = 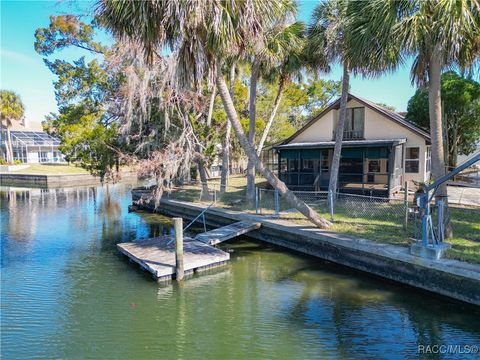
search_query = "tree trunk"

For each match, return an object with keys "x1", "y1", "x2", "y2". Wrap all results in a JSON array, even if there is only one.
[
  {"x1": 196, "y1": 154, "x2": 210, "y2": 201},
  {"x1": 451, "y1": 124, "x2": 458, "y2": 168},
  {"x1": 6, "y1": 125, "x2": 14, "y2": 164},
  {"x1": 428, "y1": 50, "x2": 452, "y2": 237},
  {"x1": 246, "y1": 60, "x2": 260, "y2": 204},
  {"x1": 206, "y1": 85, "x2": 216, "y2": 128},
  {"x1": 216, "y1": 67, "x2": 332, "y2": 229},
  {"x1": 328, "y1": 62, "x2": 350, "y2": 196},
  {"x1": 257, "y1": 76, "x2": 285, "y2": 156},
  {"x1": 220, "y1": 64, "x2": 235, "y2": 193}
]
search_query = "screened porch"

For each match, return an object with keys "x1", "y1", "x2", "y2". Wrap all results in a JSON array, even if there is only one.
[{"x1": 275, "y1": 140, "x2": 405, "y2": 197}]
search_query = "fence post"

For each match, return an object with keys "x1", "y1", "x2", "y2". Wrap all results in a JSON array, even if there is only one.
[
  {"x1": 328, "y1": 190, "x2": 334, "y2": 222},
  {"x1": 274, "y1": 188, "x2": 280, "y2": 217},
  {"x1": 403, "y1": 181, "x2": 409, "y2": 231},
  {"x1": 173, "y1": 217, "x2": 184, "y2": 281},
  {"x1": 213, "y1": 189, "x2": 217, "y2": 205},
  {"x1": 255, "y1": 187, "x2": 259, "y2": 215}
]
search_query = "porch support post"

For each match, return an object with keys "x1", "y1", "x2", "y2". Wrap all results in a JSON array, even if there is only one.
[{"x1": 387, "y1": 146, "x2": 395, "y2": 197}]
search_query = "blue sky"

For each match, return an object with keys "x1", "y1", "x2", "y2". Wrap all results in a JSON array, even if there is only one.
[{"x1": 0, "y1": 0, "x2": 436, "y2": 125}]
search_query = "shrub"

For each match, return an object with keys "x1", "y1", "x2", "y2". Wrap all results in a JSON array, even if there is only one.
[
  {"x1": 13, "y1": 160, "x2": 22, "y2": 165},
  {"x1": 0, "y1": 158, "x2": 7, "y2": 165}
]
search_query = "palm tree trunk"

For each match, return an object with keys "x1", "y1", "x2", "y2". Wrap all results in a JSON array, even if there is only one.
[
  {"x1": 220, "y1": 64, "x2": 235, "y2": 193},
  {"x1": 246, "y1": 60, "x2": 260, "y2": 204},
  {"x1": 257, "y1": 76, "x2": 285, "y2": 156},
  {"x1": 451, "y1": 124, "x2": 458, "y2": 168},
  {"x1": 206, "y1": 85, "x2": 216, "y2": 128},
  {"x1": 328, "y1": 62, "x2": 350, "y2": 196},
  {"x1": 428, "y1": 50, "x2": 451, "y2": 237},
  {"x1": 216, "y1": 67, "x2": 332, "y2": 229},
  {"x1": 6, "y1": 125, "x2": 14, "y2": 164}
]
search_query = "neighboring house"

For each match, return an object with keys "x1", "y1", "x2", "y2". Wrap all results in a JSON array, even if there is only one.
[
  {"x1": 266, "y1": 93, "x2": 431, "y2": 197},
  {"x1": 0, "y1": 119, "x2": 64, "y2": 163},
  {"x1": 457, "y1": 142, "x2": 480, "y2": 168}
]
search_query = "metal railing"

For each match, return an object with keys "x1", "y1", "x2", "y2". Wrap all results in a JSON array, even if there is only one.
[
  {"x1": 183, "y1": 202, "x2": 214, "y2": 233},
  {"x1": 332, "y1": 130, "x2": 364, "y2": 140}
]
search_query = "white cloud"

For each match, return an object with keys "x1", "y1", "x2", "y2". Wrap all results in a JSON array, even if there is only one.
[{"x1": 0, "y1": 49, "x2": 40, "y2": 66}]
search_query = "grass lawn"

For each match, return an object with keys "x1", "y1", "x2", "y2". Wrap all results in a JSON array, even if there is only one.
[
  {"x1": 166, "y1": 174, "x2": 480, "y2": 264},
  {"x1": 6, "y1": 164, "x2": 89, "y2": 175}
]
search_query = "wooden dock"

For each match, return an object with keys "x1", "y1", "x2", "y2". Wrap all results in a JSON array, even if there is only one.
[
  {"x1": 117, "y1": 236, "x2": 230, "y2": 281},
  {"x1": 194, "y1": 221, "x2": 261, "y2": 245}
]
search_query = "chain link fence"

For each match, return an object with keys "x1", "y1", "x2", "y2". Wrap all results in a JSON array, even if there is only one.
[
  {"x1": 165, "y1": 181, "x2": 411, "y2": 223},
  {"x1": 160, "y1": 181, "x2": 478, "y2": 249},
  {"x1": 155, "y1": 180, "x2": 479, "y2": 262},
  {"x1": 258, "y1": 188, "x2": 408, "y2": 222}
]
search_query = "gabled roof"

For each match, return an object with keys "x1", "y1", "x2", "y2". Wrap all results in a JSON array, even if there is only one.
[{"x1": 283, "y1": 93, "x2": 431, "y2": 144}]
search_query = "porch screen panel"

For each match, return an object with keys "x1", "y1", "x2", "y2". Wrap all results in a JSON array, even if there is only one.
[
  {"x1": 300, "y1": 149, "x2": 320, "y2": 159},
  {"x1": 341, "y1": 148, "x2": 364, "y2": 158},
  {"x1": 280, "y1": 150, "x2": 300, "y2": 159},
  {"x1": 366, "y1": 147, "x2": 387, "y2": 159},
  {"x1": 299, "y1": 149, "x2": 320, "y2": 186}
]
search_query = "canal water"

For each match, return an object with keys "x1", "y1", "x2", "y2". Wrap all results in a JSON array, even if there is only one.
[{"x1": 1, "y1": 183, "x2": 479, "y2": 359}]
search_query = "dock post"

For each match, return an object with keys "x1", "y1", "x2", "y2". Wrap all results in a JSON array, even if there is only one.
[
  {"x1": 173, "y1": 217, "x2": 184, "y2": 281},
  {"x1": 403, "y1": 181, "x2": 409, "y2": 231}
]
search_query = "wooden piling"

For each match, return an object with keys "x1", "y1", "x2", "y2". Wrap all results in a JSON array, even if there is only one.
[{"x1": 174, "y1": 217, "x2": 184, "y2": 281}]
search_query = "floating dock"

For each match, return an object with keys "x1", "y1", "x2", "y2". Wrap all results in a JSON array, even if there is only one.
[
  {"x1": 117, "y1": 236, "x2": 230, "y2": 281},
  {"x1": 118, "y1": 220, "x2": 261, "y2": 281}
]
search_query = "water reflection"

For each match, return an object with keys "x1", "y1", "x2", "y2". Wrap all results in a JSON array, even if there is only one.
[{"x1": 1, "y1": 184, "x2": 479, "y2": 360}]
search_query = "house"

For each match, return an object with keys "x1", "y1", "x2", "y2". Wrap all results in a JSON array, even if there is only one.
[
  {"x1": 0, "y1": 119, "x2": 65, "y2": 163},
  {"x1": 268, "y1": 93, "x2": 431, "y2": 197}
]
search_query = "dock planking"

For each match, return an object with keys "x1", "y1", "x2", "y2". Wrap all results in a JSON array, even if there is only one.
[
  {"x1": 194, "y1": 221, "x2": 261, "y2": 245},
  {"x1": 117, "y1": 236, "x2": 230, "y2": 281}
]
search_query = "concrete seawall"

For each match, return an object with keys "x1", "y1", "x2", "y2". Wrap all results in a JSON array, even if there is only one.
[
  {"x1": 0, "y1": 173, "x2": 101, "y2": 187},
  {"x1": 133, "y1": 190, "x2": 480, "y2": 306},
  {"x1": 0, "y1": 172, "x2": 137, "y2": 188}
]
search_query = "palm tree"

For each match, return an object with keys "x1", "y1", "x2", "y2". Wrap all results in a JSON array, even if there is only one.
[
  {"x1": 220, "y1": 63, "x2": 235, "y2": 194},
  {"x1": 307, "y1": 0, "x2": 352, "y2": 198},
  {"x1": 0, "y1": 90, "x2": 25, "y2": 164},
  {"x1": 96, "y1": 0, "x2": 332, "y2": 228},
  {"x1": 348, "y1": 0, "x2": 480, "y2": 231},
  {"x1": 246, "y1": 18, "x2": 301, "y2": 204},
  {"x1": 256, "y1": 21, "x2": 306, "y2": 156}
]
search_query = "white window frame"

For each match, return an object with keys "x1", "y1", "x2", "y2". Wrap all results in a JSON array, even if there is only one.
[
  {"x1": 405, "y1": 147, "x2": 420, "y2": 173},
  {"x1": 425, "y1": 146, "x2": 431, "y2": 173}
]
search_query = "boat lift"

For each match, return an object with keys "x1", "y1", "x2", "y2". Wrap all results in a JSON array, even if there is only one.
[{"x1": 412, "y1": 153, "x2": 480, "y2": 259}]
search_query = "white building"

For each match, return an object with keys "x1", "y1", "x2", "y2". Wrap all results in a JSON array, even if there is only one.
[{"x1": 0, "y1": 119, "x2": 64, "y2": 163}]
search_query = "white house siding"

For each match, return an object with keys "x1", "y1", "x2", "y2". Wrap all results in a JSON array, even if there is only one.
[{"x1": 291, "y1": 110, "x2": 335, "y2": 142}]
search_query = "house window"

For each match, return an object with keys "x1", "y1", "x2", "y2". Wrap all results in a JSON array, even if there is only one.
[
  {"x1": 426, "y1": 147, "x2": 431, "y2": 172},
  {"x1": 405, "y1": 147, "x2": 420, "y2": 173},
  {"x1": 344, "y1": 108, "x2": 365, "y2": 139},
  {"x1": 333, "y1": 108, "x2": 365, "y2": 140},
  {"x1": 368, "y1": 160, "x2": 381, "y2": 173}
]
